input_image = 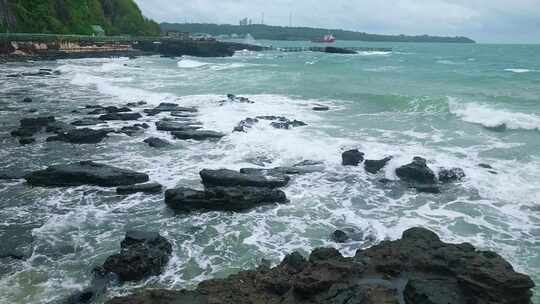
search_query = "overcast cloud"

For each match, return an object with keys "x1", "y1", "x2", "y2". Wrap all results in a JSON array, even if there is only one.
[{"x1": 134, "y1": 0, "x2": 540, "y2": 43}]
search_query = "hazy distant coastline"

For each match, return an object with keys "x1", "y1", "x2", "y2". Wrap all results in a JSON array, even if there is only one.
[{"x1": 161, "y1": 23, "x2": 475, "y2": 43}]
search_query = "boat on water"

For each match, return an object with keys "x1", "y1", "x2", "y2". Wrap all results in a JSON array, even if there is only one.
[{"x1": 311, "y1": 33, "x2": 336, "y2": 43}]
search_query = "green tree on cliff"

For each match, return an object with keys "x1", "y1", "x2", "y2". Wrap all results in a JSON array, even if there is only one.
[{"x1": 5, "y1": 0, "x2": 160, "y2": 35}]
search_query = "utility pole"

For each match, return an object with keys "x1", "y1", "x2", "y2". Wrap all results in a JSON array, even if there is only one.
[{"x1": 289, "y1": 13, "x2": 292, "y2": 27}]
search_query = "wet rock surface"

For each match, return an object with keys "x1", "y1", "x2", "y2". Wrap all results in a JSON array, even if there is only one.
[
  {"x1": 98, "y1": 112, "x2": 142, "y2": 121},
  {"x1": 171, "y1": 130, "x2": 225, "y2": 140},
  {"x1": 165, "y1": 186, "x2": 288, "y2": 213},
  {"x1": 116, "y1": 183, "x2": 163, "y2": 195},
  {"x1": 342, "y1": 149, "x2": 365, "y2": 166},
  {"x1": 234, "y1": 116, "x2": 307, "y2": 132},
  {"x1": 106, "y1": 227, "x2": 534, "y2": 304},
  {"x1": 46, "y1": 128, "x2": 111, "y2": 144},
  {"x1": 25, "y1": 161, "x2": 149, "y2": 187},
  {"x1": 156, "y1": 120, "x2": 202, "y2": 131},
  {"x1": 143, "y1": 137, "x2": 171, "y2": 148},
  {"x1": 395, "y1": 157, "x2": 436, "y2": 184},
  {"x1": 200, "y1": 169, "x2": 290, "y2": 188},
  {"x1": 364, "y1": 156, "x2": 393, "y2": 174},
  {"x1": 102, "y1": 231, "x2": 172, "y2": 282},
  {"x1": 438, "y1": 167, "x2": 466, "y2": 183}
]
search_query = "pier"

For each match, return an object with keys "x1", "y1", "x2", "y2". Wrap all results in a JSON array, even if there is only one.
[{"x1": 274, "y1": 46, "x2": 392, "y2": 53}]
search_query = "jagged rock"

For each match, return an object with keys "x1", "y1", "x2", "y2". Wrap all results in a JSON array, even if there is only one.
[
  {"x1": 144, "y1": 103, "x2": 196, "y2": 116},
  {"x1": 364, "y1": 156, "x2": 393, "y2": 174},
  {"x1": 98, "y1": 113, "x2": 142, "y2": 121},
  {"x1": 155, "y1": 120, "x2": 202, "y2": 131},
  {"x1": 171, "y1": 130, "x2": 225, "y2": 140},
  {"x1": 234, "y1": 116, "x2": 307, "y2": 132},
  {"x1": 25, "y1": 161, "x2": 149, "y2": 187},
  {"x1": 219, "y1": 94, "x2": 255, "y2": 105},
  {"x1": 18, "y1": 137, "x2": 35, "y2": 145},
  {"x1": 102, "y1": 231, "x2": 172, "y2": 282},
  {"x1": 116, "y1": 183, "x2": 163, "y2": 195},
  {"x1": 88, "y1": 106, "x2": 132, "y2": 115},
  {"x1": 200, "y1": 169, "x2": 290, "y2": 188},
  {"x1": 438, "y1": 167, "x2": 466, "y2": 183},
  {"x1": 165, "y1": 186, "x2": 288, "y2": 212},
  {"x1": 143, "y1": 137, "x2": 171, "y2": 148},
  {"x1": 395, "y1": 157, "x2": 436, "y2": 184},
  {"x1": 342, "y1": 149, "x2": 364, "y2": 166},
  {"x1": 126, "y1": 101, "x2": 147, "y2": 107},
  {"x1": 106, "y1": 227, "x2": 534, "y2": 304},
  {"x1": 12, "y1": 116, "x2": 56, "y2": 137},
  {"x1": 46, "y1": 128, "x2": 110, "y2": 144}
]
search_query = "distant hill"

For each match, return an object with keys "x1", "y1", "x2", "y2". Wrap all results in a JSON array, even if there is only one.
[
  {"x1": 161, "y1": 23, "x2": 475, "y2": 43},
  {"x1": 0, "y1": 0, "x2": 159, "y2": 36}
]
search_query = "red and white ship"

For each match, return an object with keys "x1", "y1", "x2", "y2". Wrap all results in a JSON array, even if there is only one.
[{"x1": 311, "y1": 33, "x2": 336, "y2": 43}]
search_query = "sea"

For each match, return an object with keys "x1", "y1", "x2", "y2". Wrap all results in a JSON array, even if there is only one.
[{"x1": 0, "y1": 40, "x2": 539, "y2": 303}]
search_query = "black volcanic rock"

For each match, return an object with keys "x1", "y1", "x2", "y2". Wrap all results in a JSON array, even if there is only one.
[
  {"x1": 106, "y1": 227, "x2": 534, "y2": 304},
  {"x1": 200, "y1": 169, "x2": 290, "y2": 188},
  {"x1": 171, "y1": 130, "x2": 225, "y2": 140},
  {"x1": 102, "y1": 231, "x2": 172, "y2": 282},
  {"x1": 25, "y1": 161, "x2": 149, "y2": 187},
  {"x1": 98, "y1": 113, "x2": 142, "y2": 121},
  {"x1": 143, "y1": 137, "x2": 171, "y2": 148},
  {"x1": 165, "y1": 186, "x2": 288, "y2": 213},
  {"x1": 342, "y1": 149, "x2": 364, "y2": 166},
  {"x1": 395, "y1": 157, "x2": 436, "y2": 184},
  {"x1": 364, "y1": 156, "x2": 393, "y2": 174},
  {"x1": 116, "y1": 183, "x2": 163, "y2": 195},
  {"x1": 46, "y1": 128, "x2": 110, "y2": 144}
]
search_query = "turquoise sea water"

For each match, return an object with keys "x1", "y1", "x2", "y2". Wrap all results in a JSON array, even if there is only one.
[{"x1": 0, "y1": 41, "x2": 539, "y2": 303}]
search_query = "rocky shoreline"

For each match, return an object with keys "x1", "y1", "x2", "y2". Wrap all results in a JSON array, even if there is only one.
[{"x1": 0, "y1": 92, "x2": 535, "y2": 303}]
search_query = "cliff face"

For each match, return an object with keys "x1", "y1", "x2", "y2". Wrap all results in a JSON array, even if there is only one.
[{"x1": 1, "y1": 0, "x2": 159, "y2": 36}]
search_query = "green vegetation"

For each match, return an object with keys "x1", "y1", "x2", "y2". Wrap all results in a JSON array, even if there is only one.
[
  {"x1": 3, "y1": 0, "x2": 159, "y2": 35},
  {"x1": 161, "y1": 23, "x2": 475, "y2": 43}
]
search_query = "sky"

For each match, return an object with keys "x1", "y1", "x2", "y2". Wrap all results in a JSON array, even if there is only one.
[{"x1": 134, "y1": 0, "x2": 540, "y2": 43}]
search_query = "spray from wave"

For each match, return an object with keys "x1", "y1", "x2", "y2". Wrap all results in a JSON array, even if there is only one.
[{"x1": 448, "y1": 97, "x2": 540, "y2": 131}]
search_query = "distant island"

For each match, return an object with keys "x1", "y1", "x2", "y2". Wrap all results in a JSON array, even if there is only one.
[
  {"x1": 0, "y1": 0, "x2": 159, "y2": 36},
  {"x1": 161, "y1": 23, "x2": 475, "y2": 43}
]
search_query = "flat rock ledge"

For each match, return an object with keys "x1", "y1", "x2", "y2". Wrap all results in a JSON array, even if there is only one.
[
  {"x1": 200, "y1": 168, "x2": 290, "y2": 188},
  {"x1": 106, "y1": 227, "x2": 534, "y2": 304},
  {"x1": 165, "y1": 186, "x2": 288, "y2": 212},
  {"x1": 25, "y1": 161, "x2": 149, "y2": 187}
]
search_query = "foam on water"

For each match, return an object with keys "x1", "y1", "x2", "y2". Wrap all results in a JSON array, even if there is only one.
[
  {"x1": 504, "y1": 68, "x2": 535, "y2": 73},
  {"x1": 177, "y1": 58, "x2": 209, "y2": 68},
  {"x1": 449, "y1": 97, "x2": 540, "y2": 131}
]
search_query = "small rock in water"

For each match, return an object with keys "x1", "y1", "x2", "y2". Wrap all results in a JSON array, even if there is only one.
[
  {"x1": 102, "y1": 231, "x2": 172, "y2": 282},
  {"x1": 144, "y1": 137, "x2": 171, "y2": 148},
  {"x1": 342, "y1": 149, "x2": 365, "y2": 166},
  {"x1": 312, "y1": 105, "x2": 329, "y2": 111},
  {"x1": 395, "y1": 157, "x2": 436, "y2": 184},
  {"x1": 46, "y1": 128, "x2": 110, "y2": 144},
  {"x1": 71, "y1": 118, "x2": 105, "y2": 126},
  {"x1": 364, "y1": 156, "x2": 393, "y2": 174},
  {"x1": 18, "y1": 137, "x2": 35, "y2": 145},
  {"x1": 171, "y1": 130, "x2": 225, "y2": 141},
  {"x1": 116, "y1": 183, "x2": 163, "y2": 195},
  {"x1": 331, "y1": 230, "x2": 349, "y2": 243},
  {"x1": 21, "y1": 97, "x2": 32, "y2": 103},
  {"x1": 98, "y1": 113, "x2": 142, "y2": 121},
  {"x1": 438, "y1": 167, "x2": 466, "y2": 183},
  {"x1": 478, "y1": 163, "x2": 493, "y2": 169}
]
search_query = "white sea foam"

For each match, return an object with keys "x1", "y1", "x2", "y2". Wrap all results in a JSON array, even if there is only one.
[
  {"x1": 177, "y1": 58, "x2": 208, "y2": 68},
  {"x1": 449, "y1": 97, "x2": 540, "y2": 131},
  {"x1": 357, "y1": 51, "x2": 392, "y2": 56},
  {"x1": 504, "y1": 68, "x2": 535, "y2": 73}
]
